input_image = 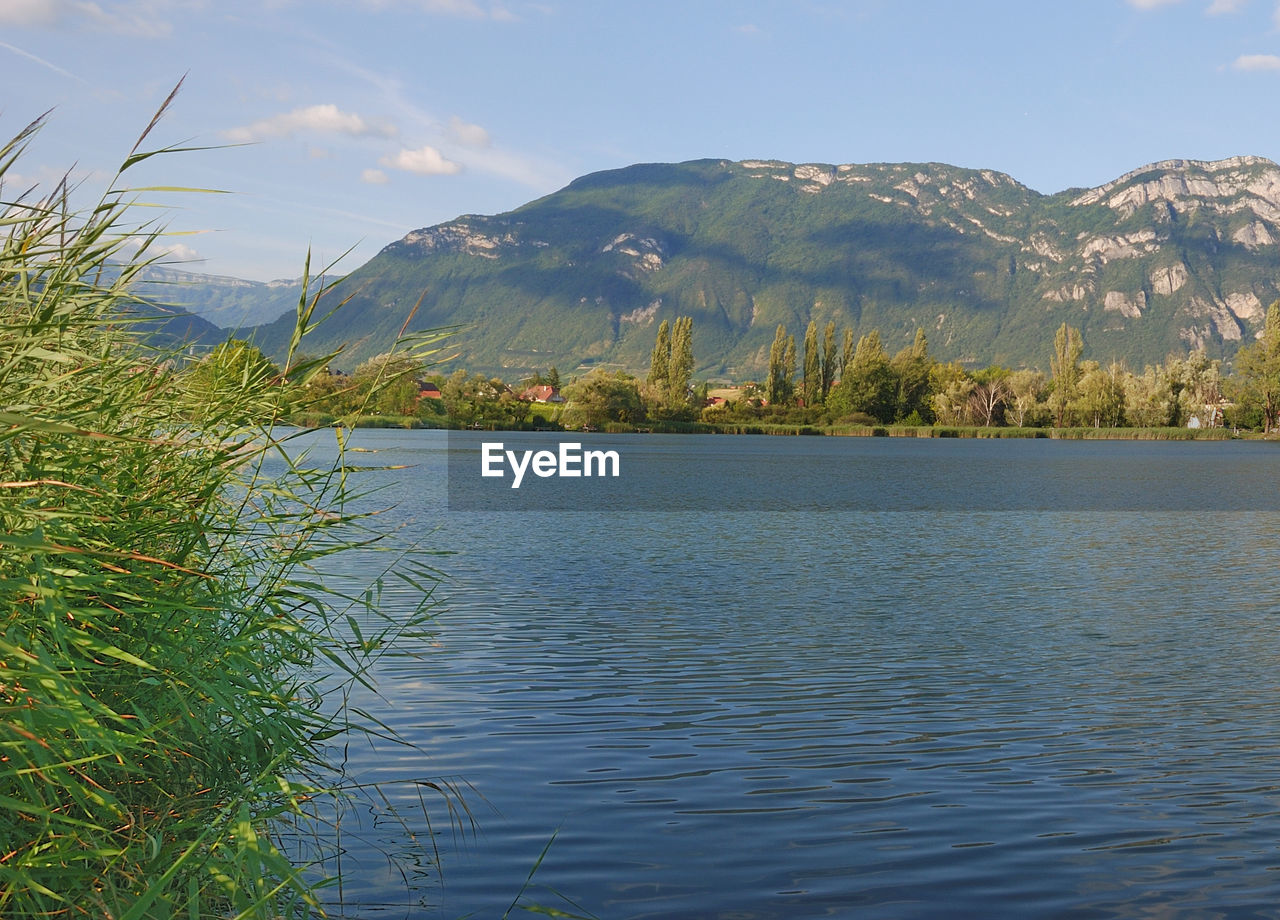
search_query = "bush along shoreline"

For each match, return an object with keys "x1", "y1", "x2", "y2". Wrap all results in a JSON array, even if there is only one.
[
  {"x1": 0, "y1": 97, "x2": 447, "y2": 916},
  {"x1": 280, "y1": 310, "x2": 1279, "y2": 438}
]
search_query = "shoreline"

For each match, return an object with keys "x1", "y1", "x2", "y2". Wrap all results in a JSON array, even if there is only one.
[{"x1": 290, "y1": 413, "x2": 1252, "y2": 441}]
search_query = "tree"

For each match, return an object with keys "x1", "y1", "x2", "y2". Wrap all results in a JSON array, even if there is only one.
[
  {"x1": 441, "y1": 370, "x2": 529, "y2": 428},
  {"x1": 890, "y1": 328, "x2": 934, "y2": 422},
  {"x1": 1072, "y1": 360, "x2": 1125, "y2": 428},
  {"x1": 1232, "y1": 301, "x2": 1280, "y2": 432},
  {"x1": 783, "y1": 334, "x2": 796, "y2": 403},
  {"x1": 187, "y1": 339, "x2": 279, "y2": 390},
  {"x1": 802, "y1": 319, "x2": 821, "y2": 407},
  {"x1": 352, "y1": 351, "x2": 423, "y2": 416},
  {"x1": 184, "y1": 339, "x2": 282, "y2": 422},
  {"x1": 298, "y1": 366, "x2": 359, "y2": 416},
  {"x1": 1179, "y1": 349, "x2": 1223, "y2": 428},
  {"x1": 1123, "y1": 364, "x2": 1177, "y2": 427},
  {"x1": 841, "y1": 327, "x2": 855, "y2": 381},
  {"x1": 1049, "y1": 322, "x2": 1083, "y2": 427},
  {"x1": 1007, "y1": 368, "x2": 1047, "y2": 427},
  {"x1": 668, "y1": 315, "x2": 694, "y2": 407},
  {"x1": 766, "y1": 324, "x2": 795, "y2": 406},
  {"x1": 968, "y1": 365, "x2": 1012, "y2": 427},
  {"x1": 562, "y1": 368, "x2": 645, "y2": 428},
  {"x1": 645, "y1": 316, "x2": 694, "y2": 417},
  {"x1": 929, "y1": 362, "x2": 975, "y2": 425},
  {"x1": 647, "y1": 320, "x2": 671, "y2": 391},
  {"x1": 822, "y1": 321, "x2": 838, "y2": 400},
  {"x1": 830, "y1": 330, "x2": 896, "y2": 421}
]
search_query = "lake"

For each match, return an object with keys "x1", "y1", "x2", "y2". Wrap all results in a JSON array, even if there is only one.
[{"x1": 302, "y1": 430, "x2": 1280, "y2": 919}]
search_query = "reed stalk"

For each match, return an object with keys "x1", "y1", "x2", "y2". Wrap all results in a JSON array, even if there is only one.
[{"x1": 1, "y1": 92, "x2": 446, "y2": 917}]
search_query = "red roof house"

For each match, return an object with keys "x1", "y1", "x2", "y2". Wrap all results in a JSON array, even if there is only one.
[{"x1": 519, "y1": 385, "x2": 565, "y2": 403}]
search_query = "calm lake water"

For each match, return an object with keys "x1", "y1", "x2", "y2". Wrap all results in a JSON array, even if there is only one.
[{"x1": 303, "y1": 430, "x2": 1280, "y2": 919}]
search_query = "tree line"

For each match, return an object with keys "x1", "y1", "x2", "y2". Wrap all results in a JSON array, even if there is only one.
[
  {"x1": 727, "y1": 311, "x2": 1279, "y2": 431},
  {"x1": 182, "y1": 302, "x2": 1280, "y2": 432}
]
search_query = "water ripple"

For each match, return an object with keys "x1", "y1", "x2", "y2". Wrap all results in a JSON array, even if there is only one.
[{"x1": 311, "y1": 431, "x2": 1280, "y2": 918}]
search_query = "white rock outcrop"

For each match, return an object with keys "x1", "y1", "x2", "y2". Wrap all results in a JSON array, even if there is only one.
[
  {"x1": 1185, "y1": 295, "x2": 1242, "y2": 341},
  {"x1": 402, "y1": 223, "x2": 516, "y2": 259},
  {"x1": 619, "y1": 300, "x2": 661, "y2": 324},
  {"x1": 1080, "y1": 230, "x2": 1160, "y2": 263},
  {"x1": 1043, "y1": 283, "x2": 1093, "y2": 302},
  {"x1": 1104, "y1": 290, "x2": 1146, "y2": 318},
  {"x1": 1150, "y1": 263, "x2": 1189, "y2": 295},
  {"x1": 794, "y1": 164, "x2": 834, "y2": 186},
  {"x1": 601, "y1": 233, "x2": 665, "y2": 271},
  {"x1": 1069, "y1": 156, "x2": 1280, "y2": 221},
  {"x1": 1233, "y1": 221, "x2": 1276, "y2": 248},
  {"x1": 1224, "y1": 291, "x2": 1264, "y2": 322}
]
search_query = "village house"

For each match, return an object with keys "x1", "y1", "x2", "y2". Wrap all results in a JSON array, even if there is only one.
[
  {"x1": 519, "y1": 384, "x2": 565, "y2": 404},
  {"x1": 418, "y1": 381, "x2": 443, "y2": 400}
]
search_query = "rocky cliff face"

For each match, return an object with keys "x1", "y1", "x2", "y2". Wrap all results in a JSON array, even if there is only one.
[
  {"x1": 256, "y1": 155, "x2": 1280, "y2": 375},
  {"x1": 1057, "y1": 157, "x2": 1280, "y2": 351}
]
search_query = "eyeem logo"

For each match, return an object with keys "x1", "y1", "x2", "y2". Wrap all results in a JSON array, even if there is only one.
[{"x1": 481, "y1": 441, "x2": 621, "y2": 489}]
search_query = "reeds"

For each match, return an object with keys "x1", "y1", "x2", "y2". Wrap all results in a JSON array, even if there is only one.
[{"x1": 1, "y1": 97, "x2": 443, "y2": 916}]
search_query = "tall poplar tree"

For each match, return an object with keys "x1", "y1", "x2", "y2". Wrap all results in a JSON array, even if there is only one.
[
  {"x1": 667, "y1": 315, "x2": 694, "y2": 407},
  {"x1": 648, "y1": 320, "x2": 671, "y2": 391},
  {"x1": 782, "y1": 334, "x2": 797, "y2": 405},
  {"x1": 1050, "y1": 322, "x2": 1083, "y2": 428},
  {"x1": 891, "y1": 328, "x2": 934, "y2": 421},
  {"x1": 802, "y1": 319, "x2": 821, "y2": 407},
  {"x1": 822, "y1": 321, "x2": 837, "y2": 400},
  {"x1": 767, "y1": 324, "x2": 787, "y2": 405},
  {"x1": 767, "y1": 323, "x2": 795, "y2": 406}
]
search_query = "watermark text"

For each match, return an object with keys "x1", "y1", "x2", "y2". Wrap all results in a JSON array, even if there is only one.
[{"x1": 481, "y1": 441, "x2": 621, "y2": 488}]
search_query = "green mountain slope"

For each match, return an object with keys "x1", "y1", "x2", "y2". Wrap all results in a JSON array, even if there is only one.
[
  {"x1": 132, "y1": 267, "x2": 310, "y2": 330},
  {"x1": 249, "y1": 156, "x2": 1280, "y2": 376}
]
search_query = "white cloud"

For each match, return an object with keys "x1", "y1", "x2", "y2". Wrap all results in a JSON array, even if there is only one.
[
  {"x1": 460, "y1": 145, "x2": 571, "y2": 190},
  {"x1": 121, "y1": 237, "x2": 203, "y2": 263},
  {"x1": 225, "y1": 104, "x2": 398, "y2": 143},
  {"x1": 1127, "y1": 0, "x2": 1181, "y2": 8},
  {"x1": 1205, "y1": 0, "x2": 1245, "y2": 12},
  {"x1": 448, "y1": 116, "x2": 491, "y2": 148},
  {"x1": 418, "y1": 0, "x2": 515, "y2": 19},
  {"x1": 361, "y1": 168, "x2": 390, "y2": 185},
  {"x1": 357, "y1": 0, "x2": 516, "y2": 19},
  {"x1": 380, "y1": 145, "x2": 462, "y2": 175},
  {"x1": 155, "y1": 241, "x2": 202, "y2": 262},
  {"x1": 1233, "y1": 52, "x2": 1280, "y2": 69},
  {"x1": 0, "y1": 0, "x2": 61, "y2": 26}
]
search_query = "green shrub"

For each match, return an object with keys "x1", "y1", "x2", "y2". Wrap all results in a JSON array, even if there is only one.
[{"x1": 0, "y1": 98, "x2": 442, "y2": 918}]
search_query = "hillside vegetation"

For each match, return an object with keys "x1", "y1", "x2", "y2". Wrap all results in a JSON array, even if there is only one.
[{"x1": 247, "y1": 156, "x2": 1280, "y2": 376}]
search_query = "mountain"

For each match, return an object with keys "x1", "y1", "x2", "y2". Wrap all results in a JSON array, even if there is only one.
[
  {"x1": 132, "y1": 267, "x2": 310, "y2": 331},
  {"x1": 116, "y1": 296, "x2": 225, "y2": 350},
  {"x1": 247, "y1": 156, "x2": 1280, "y2": 377}
]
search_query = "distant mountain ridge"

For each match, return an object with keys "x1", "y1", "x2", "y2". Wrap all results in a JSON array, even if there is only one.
[
  {"x1": 244, "y1": 155, "x2": 1280, "y2": 376},
  {"x1": 132, "y1": 267, "x2": 311, "y2": 331}
]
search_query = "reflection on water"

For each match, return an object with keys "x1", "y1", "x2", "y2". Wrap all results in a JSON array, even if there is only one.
[{"x1": 305, "y1": 430, "x2": 1280, "y2": 919}]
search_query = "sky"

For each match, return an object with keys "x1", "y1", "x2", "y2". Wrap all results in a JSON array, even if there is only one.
[{"x1": 4, "y1": 0, "x2": 1280, "y2": 282}]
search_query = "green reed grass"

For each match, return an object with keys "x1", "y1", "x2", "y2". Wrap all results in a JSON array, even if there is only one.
[{"x1": 0, "y1": 94, "x2": 451, "y2": 917}]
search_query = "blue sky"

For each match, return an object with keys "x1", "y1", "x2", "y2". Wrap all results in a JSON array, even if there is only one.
[{"x1": 4, "y1": 0, "x2": 1280, "y2": 281}]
